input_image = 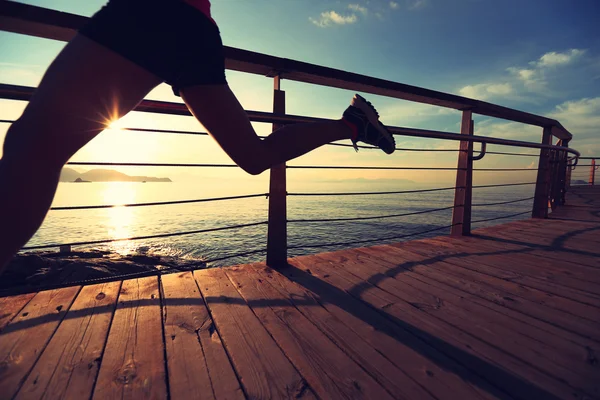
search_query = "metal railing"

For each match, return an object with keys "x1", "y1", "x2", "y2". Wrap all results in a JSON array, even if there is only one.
[
  {"x1": 568, "y1": 157, "x2": 598, "y2": 186},
  {"x1": 0, "y1": 1, "x2": 582, "y2": 269}
]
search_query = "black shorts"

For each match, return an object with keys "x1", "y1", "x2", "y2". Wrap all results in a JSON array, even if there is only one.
[{"x1": 79, "y1": 0, "x2": 227, "y2": 96}]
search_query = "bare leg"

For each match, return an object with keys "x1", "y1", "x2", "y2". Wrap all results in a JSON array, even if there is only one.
[
  {"x1": 181, "y1": 84, "x2": 352, "y2": 175},
  {"x1": 0, "y1": 35, "x2": 162, "y2": 270}
]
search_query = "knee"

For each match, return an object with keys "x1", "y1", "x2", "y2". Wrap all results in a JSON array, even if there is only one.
[{"x1": 239, "y1": 162, "x2": 267, "y2": 176}]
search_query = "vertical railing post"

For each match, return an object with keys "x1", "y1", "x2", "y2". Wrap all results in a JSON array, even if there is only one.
[
  {"x1": 566, "y1": 159, "x2": 572, "y2": 191},
  {"x1": 590, "y1": 159, "x2": 596, "y2": 186},
  {"x1": 266, "y1": 75, "x2": 287, "y2": 267},
  {"x1": 554, "y1": 141, "x2": 569, "y2": 207},
  {"x1": 532, "y1": 127, "x2": 552, "y2": 218},
  {"x1": 451, "y1": 110, "x2": 474, "y2": 236}
]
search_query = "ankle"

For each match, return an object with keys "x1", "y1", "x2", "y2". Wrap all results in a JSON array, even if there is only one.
[{"x1": 340, "y1": 118, "x2": 358, "y2": 141}]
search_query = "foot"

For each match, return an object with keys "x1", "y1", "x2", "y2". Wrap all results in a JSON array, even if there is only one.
[{"x1": 342, "y1": 94, "x2": 396, "y2": 154}]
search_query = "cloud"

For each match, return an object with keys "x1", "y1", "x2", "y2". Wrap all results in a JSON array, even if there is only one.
[
  {"x1": 475, "y1": 119, "x2": 541, "y2": 141},
  {"x1": 459, "y1": 83, "x2": 513, "y2": 100},
  {"x1": 458, "y1": 48, "x2": 591, "y2": 101},
  {"x1": 547, "y1": 97, "x2": 600, "y2": 142},
  {"x1": 378, "y1": 101, "x2": 457, "y2": 126},
  {"x1": 389, "y1": 1, "x2": 399, "y2": 9},
  {"x1": 536, "y1": 49, "x2": 586, "y2": 68},
  {"x1": 408, "y1": 0, "x2": 427, "y2": 9},
  {"x1": 310, "y1": 10, "x2": 358, "y2": 27},
  {"x1": 348, "y1": 4, "x2": 368, "y2": 15},
  {"x1": 507, "y1": 48, "x2": 587, "y2": 90}
]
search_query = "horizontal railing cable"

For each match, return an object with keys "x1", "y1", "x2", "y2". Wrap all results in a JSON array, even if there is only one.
[
  {"x1": 471, "y1": 210, "x2": 531, "y2": 224},
  {"x1": 120, "y1": 127, "x2": 209, "y2": 136},
  {"x1": 287, "y1": 223, "x2": 457, "y2": 250},
  {"x1": 50, "y1": 193, "x2": 268, "y2": 211},
  {"x1": 287, "y1": 165, "x2": 461, "y2": 171},
  {"x1": 472, "y1": 196, "x2": 535, "y2": 207},
  {"x1": 288, "y1": 205, "x2": 455, "y2": 223},
  {"x1": 21, "y1": 221, "x2": 268, "y2": 250},
  {"x1": 473, "y1": 168, "x2": 538, "y2": 171},
  {"x1": 288, "y1": 186, "x2": 461, "y2": 196},
  {"x1": 486, "y1": 151, "x2": 538, "y2": 157},
  {"x1": 66, "y1": 161, "x2": 238, "y2": 168},
  {"x1": 472, "y1": 182, "x2": 536, "y2": 189},
  {"x1": 64, "y1": 162, "x2": 541, "y2": 171}
]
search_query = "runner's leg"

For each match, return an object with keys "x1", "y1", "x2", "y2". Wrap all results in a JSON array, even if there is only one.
[{"x1": 0, "y1": 34, "x2": 162, "y2": 270}]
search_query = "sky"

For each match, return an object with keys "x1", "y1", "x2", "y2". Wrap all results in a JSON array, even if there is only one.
[{"x1": 1, "y1": 0, "x2": 599, "y2": 188}]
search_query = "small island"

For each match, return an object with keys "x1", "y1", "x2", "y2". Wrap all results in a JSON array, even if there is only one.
[{"x1": 60, "y1": 168, "x2": 172, "y2": 183}]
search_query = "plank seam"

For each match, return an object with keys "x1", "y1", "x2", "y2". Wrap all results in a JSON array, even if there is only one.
[
  {"x1": 88, "y1": 280, "x2": 123, "y2": 400},
  {"x1": 192, "y1": 272, "x2": 249, "y2": 400},
  {"x1": 158, "y1": 275, "x2": 173, "y2": 400}
]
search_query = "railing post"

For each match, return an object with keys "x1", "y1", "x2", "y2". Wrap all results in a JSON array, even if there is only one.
[
  {"x1": 554, "y1": 141, "x2": 569, "y2": 207},
  {"x1": 566, "y1": 160, "x2": 572, "y2": 190},
  {"x1": 590, "y1": 159, "x2": 596, "y2": 186},
  {"x1": 266, "y1": 75, "x2": 287, "y2": 267},
  {"x1": 532, "y1": 127, "x2": 552, "y2": 218},
  {"x1": 451, "y1": 110, "x2": 474, "y2": 236}
]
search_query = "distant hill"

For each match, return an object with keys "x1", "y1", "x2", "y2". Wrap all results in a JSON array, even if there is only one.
[
  {"x1": 59, "y1": 168, "x2": 81, "y2": 182},
  {"x1": 60, "y1": 168, "x2": 171, "y2": 182}
]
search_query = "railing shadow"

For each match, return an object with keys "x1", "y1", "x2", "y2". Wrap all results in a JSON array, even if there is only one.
[
  {"x1": 472, "y1": 226, "x2": 600, "y2": 260},
  {"x1": 0, "y1": 295, "x2": 320, "y2": 334},
  {"x1": 279, "y1": 262, "x2": 561, "y2": 400}
]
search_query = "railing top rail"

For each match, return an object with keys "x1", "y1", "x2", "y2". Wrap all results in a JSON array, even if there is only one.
[
  {"x1": 0, "y1": 0, "x2": 572, "y2": 141},
  {"x1": 0, "y1": 83, "x2": 581, "y2": 160}
]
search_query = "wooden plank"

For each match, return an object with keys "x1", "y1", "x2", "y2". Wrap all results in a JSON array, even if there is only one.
[
  {"x1": 290, "y1": 254, "x2": 579, "y2": 400},
  {"x1": 379, "y1": 240, "x2": 600, "y2": 350},
  {"x1": 14, "y1": 282, "x2": 120, "y2": 400},
  {"x1": 474, "y1": 222, "x2": 600, "y2": 258},
  {"x1": 474, "y1": 228, "x2": 600, "y2": 269},
  {"x1": 224, "y1": 264, "x2": 396, "y2": 400},
  {"x1": 0, "y1": 293, "x2": 35, "y2": 331},
  {"x1": 264, "y1": 263, "x2": 507, "y2": 400},
  {"x1": 383, "y1": 241, "x2": 600, "y2": 341},
  {"x1": 345, "y1": 247, "x2": 599, "y2": 395},
  {"x1": 194, "y1": 267, "x2": 316, "y2": 399},
  {"x1": 355, "y1": 245, "x2": 599, "y2": 359},
  {"x1": 488, "y1": 220, "x2": 600, "y2": 249},
  {"x1": 421, "y1": 234, "x2": 600, "y2": 300},
  {"x1": 429, "y1": 235, "x2": 600, "y2": 296},
  {"x1": 428, "y1": 238, "x2": 600, "y2": 308},
  {"x1": 439, "y1": 233, "x2": 600, "y2": 284},
  {"x1": 0, "y1": 286, "x2": 81, "y2": 399},
  {"x1": 161, "y1": 272, "x2": 243, "y2": 400},
  {"x1": 92, "y1": 277, "x2": 167, "y2": 400}
]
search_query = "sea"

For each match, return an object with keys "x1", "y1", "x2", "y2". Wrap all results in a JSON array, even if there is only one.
[{"x1": 26, "y1": 180, "x2": 535, "y2": 268}]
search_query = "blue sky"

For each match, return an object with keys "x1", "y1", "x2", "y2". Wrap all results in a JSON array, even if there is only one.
[{"x1": 1, "y1": 0, "x2": 599, "y2": 186}]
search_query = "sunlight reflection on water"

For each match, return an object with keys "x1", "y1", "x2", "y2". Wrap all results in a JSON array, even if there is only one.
[{"x1": 102, "y1": 183, "x2": 137, "y2": 255}]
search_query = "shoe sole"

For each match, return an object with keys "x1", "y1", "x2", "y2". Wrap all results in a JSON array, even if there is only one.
[{"x1": 352, "y1": 94, "x2": 396, "y2": 154}]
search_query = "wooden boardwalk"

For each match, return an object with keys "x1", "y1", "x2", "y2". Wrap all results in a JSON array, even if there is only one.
[{"x1": 1, "y1": 187, "x2": 599, "y2": 400}]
